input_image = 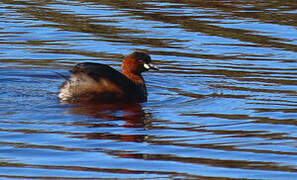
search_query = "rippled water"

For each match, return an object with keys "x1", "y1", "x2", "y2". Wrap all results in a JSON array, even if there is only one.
[{"x1": 1, "y1": 0, "x2": 297, "y2": 179}]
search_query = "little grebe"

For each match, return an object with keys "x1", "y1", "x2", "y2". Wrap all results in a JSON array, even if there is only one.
[{"x1": 58, "y1": 52, "x2": 158, "y2": 103}]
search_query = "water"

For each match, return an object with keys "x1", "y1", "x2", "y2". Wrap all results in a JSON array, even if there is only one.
[{"x1": 0, "y1": 1, "x2": 297, "y2": 179}]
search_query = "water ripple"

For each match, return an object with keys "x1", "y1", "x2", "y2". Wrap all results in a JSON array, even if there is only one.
[{"x1": 0, "y1": 0, "x2": 297, "y2": 179}]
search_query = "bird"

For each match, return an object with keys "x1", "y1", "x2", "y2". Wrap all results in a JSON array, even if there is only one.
[{"x1": 58, "y1": 51, "x2": 158, "y2": 103}]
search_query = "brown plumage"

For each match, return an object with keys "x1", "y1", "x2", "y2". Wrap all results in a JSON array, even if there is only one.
[{"x1": 58, "y1": 52, "x2": 158, "y2": 103}]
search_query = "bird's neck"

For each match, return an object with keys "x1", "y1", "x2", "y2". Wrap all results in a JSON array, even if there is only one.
[{"x1": 122, "y1": 70, "x2": 144, "y2": 85}]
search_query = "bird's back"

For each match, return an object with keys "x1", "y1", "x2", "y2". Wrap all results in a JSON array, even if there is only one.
[{"x1": 59, "y1": 62, "x2": 147, "y2": 103}]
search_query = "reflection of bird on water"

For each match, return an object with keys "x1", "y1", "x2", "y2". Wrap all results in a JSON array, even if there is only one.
[{"x1": 66, "y1": 102, "x2": 153, "y2": 143}]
